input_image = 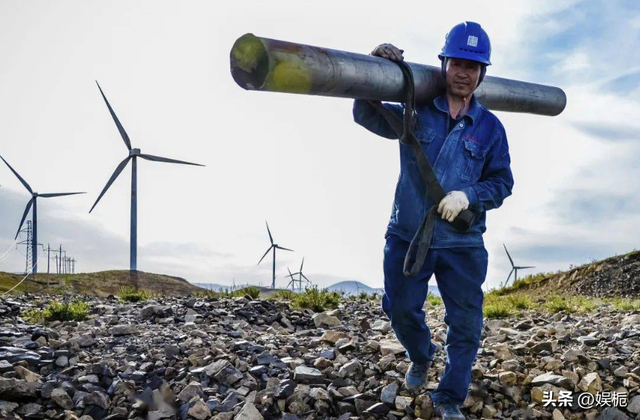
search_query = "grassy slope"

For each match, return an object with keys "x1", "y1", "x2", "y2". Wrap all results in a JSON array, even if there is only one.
[{"x1": 0, "y1": 270, "x2": 205, "y2": 297}]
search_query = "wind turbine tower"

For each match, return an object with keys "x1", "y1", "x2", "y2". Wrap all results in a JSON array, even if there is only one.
[
  {"x1": 257, "y1": 221, "x2": 293, "y2": 289},
  {"x1": 502, "y1": 244, "x2": 535, "y2": 288},
  {"x1": 90, "y1": 82, "x2": 204, "y2": 271},
  {"x1": 286, "y1": 258, "x2": 312, "y2": 291}
]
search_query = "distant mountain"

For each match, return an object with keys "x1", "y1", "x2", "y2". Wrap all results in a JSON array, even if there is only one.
[
  {"x1": 192, "y1": 282, "x2": 231, "y2": 291},
  {"x1": 326, "y1": 280, "x2": 440, "y2": 297},
  {"x1": 327, "y1": 281, "x2": 383, "y2": 296}
]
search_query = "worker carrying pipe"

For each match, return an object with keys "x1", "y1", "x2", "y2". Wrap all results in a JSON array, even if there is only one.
[
  {"x1": 354, "y1": 22, "x2": 510, "y2": 420},
  {"x1": 231, "y1": 22, "x2": 565, "y2": 420}
]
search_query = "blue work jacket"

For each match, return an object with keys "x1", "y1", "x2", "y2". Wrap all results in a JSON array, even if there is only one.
[{"x1": 353, "y1": 93, "x2": 514, "y2": 248}]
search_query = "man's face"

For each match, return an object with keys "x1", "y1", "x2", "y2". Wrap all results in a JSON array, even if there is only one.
[{"x1": 445, "y1": 58, "x2": 482, "y2": 97}]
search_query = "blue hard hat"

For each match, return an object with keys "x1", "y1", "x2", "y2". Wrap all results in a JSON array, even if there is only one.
[{"x1": 438, "y1": 21, "x2": 491, "y2": 66}]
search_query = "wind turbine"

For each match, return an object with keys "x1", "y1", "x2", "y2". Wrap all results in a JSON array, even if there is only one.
[
  {"x1": 286, "y1": 257, "x2": 312, "y2": 291},
  {"x1": 257, "y1": 221, "x2": 293, "y2": 289},
  {"x1": 90, "y1": 81, "x2": 204, "y2": 271},
  {"x1": 0, "y1": 156, "x2": 85, "y2": 273},
  {"x1": 285, "y1": 267, "x2": 297, "y2": 291},
  {"x1": 502, "y1": 244, "x2": 535, "y2": 288}
]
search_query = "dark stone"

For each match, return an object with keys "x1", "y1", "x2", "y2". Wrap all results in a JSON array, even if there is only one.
[
  {"x1": 218, "y1": 391, "x2": 242, "y2": 412},
  {"x1": 276, "y1": 379, "x2": 296, "y2": 399}
]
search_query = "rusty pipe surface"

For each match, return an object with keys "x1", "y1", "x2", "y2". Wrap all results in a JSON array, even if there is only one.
[{"x1": 230, "y1": 33, "x2": 566, "y2": 116}]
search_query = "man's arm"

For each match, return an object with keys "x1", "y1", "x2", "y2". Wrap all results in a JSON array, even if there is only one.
[
  {"x1": 352, "y1": 99, "x2": 404, "y2": 139},
  {"x1": 461, "y1": 123, "x2": 514, "y2": 213},
  {"x1": 352, "y1": 43, "x2": 406, "y2": 140}
]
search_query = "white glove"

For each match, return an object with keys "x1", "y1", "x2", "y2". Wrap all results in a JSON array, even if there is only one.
[{"x1": 437, "y1": 190, "x2": 469, "y2": 222}]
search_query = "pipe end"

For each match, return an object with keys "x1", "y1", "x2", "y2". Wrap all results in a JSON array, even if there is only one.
[{"x1": 230, "y1": 33, "x2": 269, "y2": 90}]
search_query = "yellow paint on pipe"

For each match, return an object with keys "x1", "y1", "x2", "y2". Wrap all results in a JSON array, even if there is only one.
[{"x1": 266, "y1": 60, "x2": 312, "y2": 94}]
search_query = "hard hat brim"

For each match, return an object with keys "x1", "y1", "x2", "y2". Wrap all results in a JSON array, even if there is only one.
[{"x1": 438, "y1": 52, "x2": 491, "y2": 66}]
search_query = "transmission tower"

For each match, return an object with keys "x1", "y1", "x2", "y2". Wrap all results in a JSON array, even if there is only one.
[{"x1": 17, "y1": 221, "x2": 33, "y2": 274}]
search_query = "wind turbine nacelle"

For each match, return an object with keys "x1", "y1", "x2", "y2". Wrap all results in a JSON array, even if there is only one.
[{"x1": 130, "y1": 148, "x2": 142, "y2": 157}]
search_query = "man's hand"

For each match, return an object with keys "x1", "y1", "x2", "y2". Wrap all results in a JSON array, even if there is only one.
[
  {"x1": 371, "y1": 43, "x2": 405, "y2": 61},
  {"x1": 437, "y1": 191, "x2": 469, "y2": 222}
]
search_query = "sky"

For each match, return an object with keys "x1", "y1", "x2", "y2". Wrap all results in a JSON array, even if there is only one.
[{"x1": 1, "y1": 0, "x2": 639, "y2": 291}]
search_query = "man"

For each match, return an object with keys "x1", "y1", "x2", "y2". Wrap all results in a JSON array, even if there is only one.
[{"x1": 352, "y1": 22, "x2": 514, "y2": 419}]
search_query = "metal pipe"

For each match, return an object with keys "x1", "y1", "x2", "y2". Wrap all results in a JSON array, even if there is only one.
[{"x1": 230, "y1": 33, "x2": 566, "y2": 116}]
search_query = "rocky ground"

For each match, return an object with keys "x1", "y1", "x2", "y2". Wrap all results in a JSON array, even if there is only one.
[{"x1": 0, "y1": 294, "x2": 639, "y2": 420}]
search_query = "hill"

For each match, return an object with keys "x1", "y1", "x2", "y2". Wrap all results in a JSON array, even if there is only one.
[
  {"x1": 496, "y1": 249, "x2": 640, "y2": 298},
  {"x1": 0, "y1": 270, "x2": 205, "y2": 297}
]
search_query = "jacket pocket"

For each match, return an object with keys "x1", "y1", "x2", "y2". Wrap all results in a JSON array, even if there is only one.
[
  {"x1": 408, "y1": 127, "x2": 437, "y2": 167},
  {"x1": 458, "y1": 138, "x2": 489, "y2": 181},
  {"x1": 415, "y1": 127, "x2": 436, "y2": 144}
]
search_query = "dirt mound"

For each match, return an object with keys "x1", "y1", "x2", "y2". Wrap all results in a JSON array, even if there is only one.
[
  {"x1": 0, "y1": 270, "x2": 204, "y2": 296},
  {"x1": 503, "y1": 250, "x2": 640, "y2": 298}
]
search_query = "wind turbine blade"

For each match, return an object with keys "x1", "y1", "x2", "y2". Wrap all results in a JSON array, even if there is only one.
[
  {"x1": 15, "y1": 198, "x2": 34, "y2": 239},
  {"x1": 139, "y1": 154, "x2": 204, "y2": 166},
  {"x1": 287, "y1": 267, "x2": 294, "y2": 279},
  {"x1": 517, "y1": 266, "x2": 536, "y2": 269},
  {"x1": 301, "y1": 273, "x2": 310, "y2": 282},
  {"x1": 39, "y1": 192, "x2": 86, "y2": 198},
  {"x1": 300, "y1": 257, "x2": 305, "y2": 271},
  {"x1": 265, "y1": 221, "x2": 274, "y2": 245},
  {"x1": 96, "y1": 81, "x2": 132, "y2": 150},
  {"x1": 503, "y1": 243, "x2": 515, "y2": 267},
  {"x1": 502, "y1": 268, "x2": 514, "y2": 288},
  {"x1": 89, "y1": 157, "x2": 131, "y2": 213},
  {"x1": 257, "y1": 246, "x2": 272, "y2": 265},
  {"x1": 276, "y1": 246, "x2": 294, "y2": 252},
  {"x1": 0, "y1": 155, "x2": 32, "y2": 193}
]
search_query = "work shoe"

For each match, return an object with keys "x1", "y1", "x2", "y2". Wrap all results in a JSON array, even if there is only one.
[
  {"x1": 433, "y1": 401, "x2": 466, "y2": 420},
  {"x1": 404, "y1": 360, "x2": 432, "y2": 391}
]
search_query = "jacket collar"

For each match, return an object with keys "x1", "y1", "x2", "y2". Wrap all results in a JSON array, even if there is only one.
[{"x1": 433, "y1": 93, "x2": 480, "y2": 125}]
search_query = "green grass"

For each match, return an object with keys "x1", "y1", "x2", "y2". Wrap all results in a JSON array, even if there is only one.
[
  {"x1": 427, "y1": 293, "x2": 443, "y2": 306},
  {"x1": 23, "y1": 300, "x2": 90, "y2": 324},
  {"x1": 290, "y1": 286, "x2": 341, "y2": 312},
  {"x1": 609, "y1": 297, "x2": 640, "y2": 311},
  {"x1": 191, "y1": 290, "x2": 218, "y2": 298},
  {"x1": 272, "y1": 290, "x2": 296, "y2": 301},
  {"x1": 118, "y1": 286, "x2": 152, "y2": 302},
  {"x1": 543, "y1": 295, "x2": 597, "y2": 314},
  {"x1": 355, "y1": 291, "x2": 381, "y2": 301},
  {"x1": 506, "y1": 294, "x2": 533, "y2": 309},
  {"x1": 483, "y1": 303, "x2": 512, "y2": 319},
  {"x1": 235, "y1": 286, "x2": 261, "y2": 299},
  {"x1": 482, "y1": 292, "x2": 534, "y2": 318},
  {"x1": 192, "y1": 286, "x2": 263, "y2": 299}
]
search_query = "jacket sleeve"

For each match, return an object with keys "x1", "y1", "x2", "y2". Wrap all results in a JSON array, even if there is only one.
[
  {"x1": 461, "y1": 122, "x2": 514, "y2": 213},
  {"x1": 352, "y1": 99, "x2": 404, "y2": 139}
]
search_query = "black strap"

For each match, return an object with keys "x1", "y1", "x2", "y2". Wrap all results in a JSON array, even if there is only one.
[{"x1": 369, "y1": 61, "x2": 475, "y2": 277}]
